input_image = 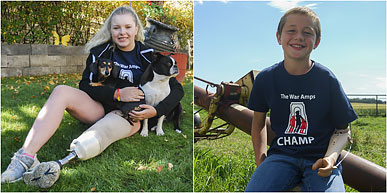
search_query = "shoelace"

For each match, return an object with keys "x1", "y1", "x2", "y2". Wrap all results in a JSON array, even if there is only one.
[{"x1": 11, "y1": 156, "x2": 29, "y2": 171}]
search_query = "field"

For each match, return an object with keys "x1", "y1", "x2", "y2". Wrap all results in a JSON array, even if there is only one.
[
  {"x1": 194, "y1": 105, "x2": 386, "y2": 192},
  {"x1": 1, "y1": 73, "x2": 193, "y2": 192},
  {"x1": 350, "y1": 102, "x2": 386, "y2": 117}
]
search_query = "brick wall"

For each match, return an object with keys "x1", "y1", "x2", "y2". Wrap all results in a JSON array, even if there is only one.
[{"x1": 1, "y1": 44, "x2": 88, "y2": 77}]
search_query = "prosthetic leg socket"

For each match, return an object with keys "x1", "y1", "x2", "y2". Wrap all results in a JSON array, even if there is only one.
[{"x1": 70, "y1": 110, "x2": 134, "y2": 160}]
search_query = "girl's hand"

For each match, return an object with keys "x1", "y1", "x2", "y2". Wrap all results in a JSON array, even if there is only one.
[
  {"x1": 116, "y1": 87, "x2": 144, "y2": 102},
  {"x1": 129, "y1": 104, "x2": 157, "y2": 121}
]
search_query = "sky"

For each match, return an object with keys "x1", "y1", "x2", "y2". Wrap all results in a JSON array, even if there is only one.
[{"x1": 194, "y1": 1, "x2": 386, "y2": 96}]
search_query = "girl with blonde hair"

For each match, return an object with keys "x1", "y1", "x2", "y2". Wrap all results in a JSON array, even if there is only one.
[{"x1": 2, "y1": 5, "x2": 183, "y2": 184}]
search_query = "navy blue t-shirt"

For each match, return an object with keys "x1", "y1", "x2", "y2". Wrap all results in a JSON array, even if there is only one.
[
  {"x1": 247, "y1": 60, "x2": 357, "y2": 159},
  {"x1": 113, "y1": 41, "x2": 144, "y2": 86}
]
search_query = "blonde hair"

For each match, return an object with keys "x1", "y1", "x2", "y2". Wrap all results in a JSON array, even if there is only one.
[
  {"x1": 85, "y1": 6, "x2": 145, "y2": 53},
  {"x1": 277, "y1": 7, "x2": 321, "y2": 42}
]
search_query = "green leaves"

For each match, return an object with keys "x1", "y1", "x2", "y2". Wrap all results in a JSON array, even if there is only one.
[
  {"x1": 137, "y1": 1, "x2": 193, "y2": 49},
  {"x1": 1, "y1": 1, "x2": 193, "y2": 49},
  {"x1": 2, "y1": 2, "x2": 58, "y2": 44}
]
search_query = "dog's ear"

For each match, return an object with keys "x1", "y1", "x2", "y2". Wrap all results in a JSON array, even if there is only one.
[
  {"x1": 111, "y1": 63, "x2": 119, "y2": 78},
  {"x1": 151, "y1": 52, "x2": 164, "y2": 63},
  {"x1": 151, "y1": 52, "x2": 157, "y2": 62},
  {"x1": 157, "y1": 52, "x2": 164, "y2": 57},
  {"x1": 140, "y1": 64, "x2": 154, "y2": 86}
]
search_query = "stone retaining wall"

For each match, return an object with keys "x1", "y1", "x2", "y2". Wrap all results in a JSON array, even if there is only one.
[{"x1": 1, "y1": 44, "x2": 88, "y2": 77}]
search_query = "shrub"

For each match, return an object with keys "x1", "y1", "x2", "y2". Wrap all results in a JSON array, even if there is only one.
[{"x1": 1, "y1": 1, "x2": 192, "y2": 48}]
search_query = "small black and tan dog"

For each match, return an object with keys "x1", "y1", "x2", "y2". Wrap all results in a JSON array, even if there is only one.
[
  {"x1": 89, "y1": 58, "x2": 144, "y2": 125},
  {"x1": 89, "y1": 58, "x2": 114, "y2": 87}
]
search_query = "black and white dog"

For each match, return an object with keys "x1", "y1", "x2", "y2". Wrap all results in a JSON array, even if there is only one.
[{"x1": 139, "y1": 53, "x2": 182, "y2": 136}]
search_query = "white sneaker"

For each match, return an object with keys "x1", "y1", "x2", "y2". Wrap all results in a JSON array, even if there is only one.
[{"x1": 1, "y1": 148, "x2": 40, "y2": 183}]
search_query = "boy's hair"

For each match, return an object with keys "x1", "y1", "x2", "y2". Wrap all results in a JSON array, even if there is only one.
[
  {"x1": 85, "y1": 6, "x2": 145, "y2": 53},
  {"x1": 277, "y1": 7, "x2": 321, "y2": 42}
]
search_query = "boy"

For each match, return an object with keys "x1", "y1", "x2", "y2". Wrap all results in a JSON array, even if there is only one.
[{"x1": 245, "y1": 7, "x2": 357, "y2": 192}]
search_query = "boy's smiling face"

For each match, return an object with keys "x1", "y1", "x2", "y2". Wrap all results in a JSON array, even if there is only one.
[{"x1": 277, "y1": 13, "x2": 320, "y2": 62}]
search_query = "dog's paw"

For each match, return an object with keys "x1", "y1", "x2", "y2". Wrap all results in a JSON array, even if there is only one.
[
  {"x1": 175, "y1": 129, "x2": 182, "y2": 134},
  {"x1": 156, "y1": 131, "x2": 165, "y2": 136},
  {"x1": 140, "y1": 130, "x2": 149, "y2": 137},
  {"x1": 23, "y1": 161, "x2": 61, "y2": 189},
  {"x1": 155, "y1": 127, "x2": 165, "y2": 136}
]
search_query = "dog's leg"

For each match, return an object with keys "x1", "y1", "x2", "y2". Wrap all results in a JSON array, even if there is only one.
[
  {"x1": 89, "y1": 82, "x2": 104, "y2": 86},
  {"x1": 155, "y1": 115, "x2": 166, "y2": 136},
  {"x1": 140, "y1": 119, "x2": 149, "y2": 137},
  {"x1": 173, "y1": 103, "x2": 183, "y2": 133}
]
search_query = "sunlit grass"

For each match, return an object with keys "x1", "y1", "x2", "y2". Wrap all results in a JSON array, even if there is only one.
[{"x1": 1, "y1": 73, "x2": 193, "y2": 192}]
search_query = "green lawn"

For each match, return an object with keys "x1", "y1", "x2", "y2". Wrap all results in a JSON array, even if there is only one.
[
  {"x1": 1, "y1": 73, "x2": 193, "y2": 192},
  {"x1": 194, "y1": 107, "x2": 386, "y2": 192}
]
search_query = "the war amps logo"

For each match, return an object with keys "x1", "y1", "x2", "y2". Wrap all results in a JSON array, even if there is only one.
[
  {"x1": 119, "y1": 69, "x2": 134, "y2": 83},
  {"x1": 285, "y1": 102, "x2": 308, "y2": 135}
]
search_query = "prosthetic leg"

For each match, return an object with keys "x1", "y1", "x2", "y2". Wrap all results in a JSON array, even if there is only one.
[
  {"x1": 312, "y1": 127, "x2": 353, "y2": 177},
  {"x1": 23, "y1": 110, "x2": 135, "y2": 188}
]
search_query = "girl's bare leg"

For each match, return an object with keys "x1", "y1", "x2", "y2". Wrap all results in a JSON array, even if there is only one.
[{"x1": 22, "y1": 85, "x2": 105, "y2": 155}]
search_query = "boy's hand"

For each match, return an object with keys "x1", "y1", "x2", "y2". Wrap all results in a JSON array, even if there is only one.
[{"x1": 312, "y1": 156, "x2": 336, "y2": 177}]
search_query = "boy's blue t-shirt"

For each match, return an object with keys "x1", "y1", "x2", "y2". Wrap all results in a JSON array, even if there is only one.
[
  {"x1": 112, "y1": 41, "x2": 144, "y2": 86},
  {"x1": 247, "y1": 60, "x2": 358, "y2": 159}
]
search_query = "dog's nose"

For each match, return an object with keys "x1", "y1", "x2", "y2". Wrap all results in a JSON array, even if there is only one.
[
  {"x1": 172, "y1": 65, "x2": 179, "y2": 74},
  {"x1": 105, "y1": 69, "x2": 110, "y2": 76}
]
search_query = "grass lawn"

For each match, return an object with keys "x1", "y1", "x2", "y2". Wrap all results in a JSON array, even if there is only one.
[
  {"x1": 194, "y1": 106, "x2": 386, "y2": 192},
  {"x1": 1, "y1": 72, "x2": 193, "y2": 192}
]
